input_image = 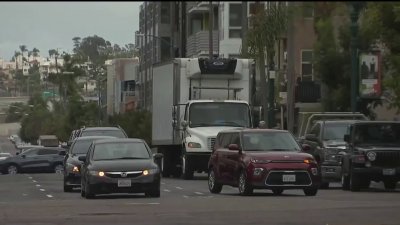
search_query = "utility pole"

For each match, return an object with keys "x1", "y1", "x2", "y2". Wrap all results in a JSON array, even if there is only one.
[
  {"x1": 170, "y1": 2, "x2": 175, "y2": 59},
  {"x1": 209, "y1": 1, "x2": 213, "y2": 59},
  {"x1": 286, "y1": 2, "x2": 295, "y2": 133},
  {"x1": 241, "y1": 1, "x2": 248, "y2": 58}
]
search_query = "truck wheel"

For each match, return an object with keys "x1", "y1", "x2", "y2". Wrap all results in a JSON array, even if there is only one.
[
  {"x1": 349, "y1": 170, "x2": 361, "y2": 192},
  {"x1": 181, "y1": 153, "x2": 194, "y2": 180},
  {"x1": 383, "y1": 180, "x2": 397, "y2": 190}
]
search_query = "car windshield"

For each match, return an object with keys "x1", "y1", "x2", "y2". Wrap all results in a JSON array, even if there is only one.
[
  {"x1": 242, "y1": 132, "x2": 301, "y2": 152},
  {"x1": 323, "y1": 123, "x2": 349, "y2": 141},
  {"x1": 354, "y1": 124, "x2": 400, "y2": 146},
  {"x1": 81, "y1": 130, "x2": 126, "y2": 138},
  {"x1": 92, "y1": 142, "x2": 150, "y2": 161},
  {"x1": 189, "y1": 102, "x2": 251, "y2": 128},
  {"x1": 71, "y1": 139, "x2": 96, "y2": 154}
]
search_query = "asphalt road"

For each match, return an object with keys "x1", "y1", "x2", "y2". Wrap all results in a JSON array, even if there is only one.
[{"x1": 1, "y1": 137, "x2": 400, "y2": 225}]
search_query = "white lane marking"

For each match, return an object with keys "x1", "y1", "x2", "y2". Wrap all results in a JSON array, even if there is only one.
[
  {"x1": 126, "y1": 202, "x2": 160, "y2": 205},
  {"x1": 163, "y1": 189, "x2": 171, "y2": 192},
  {"x1": 46, "y1": 195, "x2": 53, "y2": 198},
  {"x1": 22, "y1": 193, "x2": 28, "y2": 196},
  {"x1": 194, "y1": 192, "x2": 204, "y2": 195},
  {"x1": 175, "y1": 187, "x2": 183, "y2": 190},
  {"x1": 32, "y1": 180, "x2": 37, "y2": 183},
  {"x1": 39, "y1": 189, "x2": 45, "y2": 192},
  {"x1": 28, "y1": 177, "x2": 33, "y2": 179},
  {"x1": 183, "y1": 195, "x2": 189, "y2": 198},
  {"x1": 36, "y1": 184, "x2": 41, "y2": 187}
]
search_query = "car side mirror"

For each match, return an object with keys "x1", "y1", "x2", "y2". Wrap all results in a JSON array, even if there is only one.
[
  {"x1": 305, "y1": 134, "x2": 318, "y2": 142},
  {"x1": 78, "y1": 156, "x2": 86, "y2": 162},
  {"x1": 344, "y1": 134, "x2": 350, "y2": 143},
  {"x1": 153, "y1": 153, "x2": 163, "y2": 160},
  {"x1": 181, "y1": 120, "x2": 188, "y2": 129},
  {"x1": 228, "y1": 144, "x2": 240, "y2": 151},
  {"x1": 302, "y1": 144, "x2": 312, "y2": 153}
]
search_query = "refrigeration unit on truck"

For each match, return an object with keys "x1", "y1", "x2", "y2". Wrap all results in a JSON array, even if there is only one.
[{"x1": 152, "y1": 58, "x2": 255, "y2": 180}]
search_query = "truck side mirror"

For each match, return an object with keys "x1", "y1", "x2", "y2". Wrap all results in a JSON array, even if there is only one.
[
  {"x1": 344, "y1": 134, "x2": 350, "y2": 143},
  {"x1": 181, "y1": 120, "x2": 188, "y2": 129}
]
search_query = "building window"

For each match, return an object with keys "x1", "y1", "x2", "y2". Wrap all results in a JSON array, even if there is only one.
[
  {"x1": 161, "y1": 2, "x2": 170, "y2": 24},
  {"x1": 229, "y1": 29, "x2": 242, "y2": 38},
  {"x1": 229, "y1": 4, "x2": 242, "y2": 27},
  {"x1": 301, "y1": 50, "x2": 313, "y2": 80}
]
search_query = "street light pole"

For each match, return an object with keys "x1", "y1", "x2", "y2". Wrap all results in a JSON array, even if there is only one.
[{"x1": 350, "y1": 2, "x2": 364, "y2": 113}]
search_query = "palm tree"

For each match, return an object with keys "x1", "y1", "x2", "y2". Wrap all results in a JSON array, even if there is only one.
[
  {"x1": 19, "y1": 45, "x2": 28, "y2": 61},
  {"x1": 32, "y1": 48, "x2": 40, "y2": 57}
]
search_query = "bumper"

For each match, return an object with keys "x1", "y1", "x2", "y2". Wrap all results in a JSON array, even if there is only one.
[
  {"x1": 65, "y1": 172, "x2": 82, "y2": 186},
  {"x1": 185, "y1": 152, "x2": 211, "y2": 171},
  {"x1": 352, "y1": 166, "x2": 400, "y2": 180},
  {"x1": 321, "y1": 163, "x2": 342, "y2": 182},
  {"x1": 87, "y1": 174, "x2": 160, "y2": 194}
]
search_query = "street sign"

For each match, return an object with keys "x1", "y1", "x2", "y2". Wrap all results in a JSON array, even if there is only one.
[{"x1": 359, "y1": 52, "x2": 382, "y2": 99}]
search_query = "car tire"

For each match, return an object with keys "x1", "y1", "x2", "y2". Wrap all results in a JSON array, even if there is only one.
[
  {"x1": 349, "y1": 170, "x2": 361, "y2": 192},
  {"x1": 383, "y1": 180, "x2": 397, "y2": 190},
  {"x1": 341, "y1": 171, "x2": 350, "y2": 190},
  {"x1": 208, "y1": 169, "x2": 222, "y2": 194},
  {"x1": 238, "y1": 170, "x2": 253, "y2": 196},
  {"x1": 6, "y1": 164, "x2": 18, "y2": 175},
  {"x1": 80, "y1": 179, "x2": 86, "y2": 197},
  {"x1": 84, "y1": 182, "x2": 95, "y2": 199},
  {"x1": 54, "y1": 164, "x2": 64, "y2": 174},
  {"x1": 63, "y1": 178, "x2": 73, "y2": 192},
  {"x1": 303, "y1": 187, "x2": 318, "y2": 196},
  {"x1": 272, "y1": 188, "x2": 284, "y2": 195},
  {"x1": 181, "y1": 153, "x2": 194, "y2": 180},
  {"x1": 319, "y1": 181, "x2": 329, "y2": 189}
]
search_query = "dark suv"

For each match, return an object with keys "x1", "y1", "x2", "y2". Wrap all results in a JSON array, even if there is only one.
[
  {"x1": 0, "y1": 147, "x2": 66, "y2": 174},
  {"x1": 341, "y1": 121, "x2": 400, "y2": 191},
  {"x1": 208, "y1": 128, "x2": 320, "y2": 196},
  {"x1": 63, "y1": 136, "x2": 116, "y2": 192}
]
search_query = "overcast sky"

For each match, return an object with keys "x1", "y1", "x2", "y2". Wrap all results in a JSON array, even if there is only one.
[{"x1": 0, "y1": 2, "x2": 142, "y2": 60}]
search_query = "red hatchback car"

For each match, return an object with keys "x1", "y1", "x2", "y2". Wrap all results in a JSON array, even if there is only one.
[{"x1": 208, "y1": 128, "x2": 320, "y2": 196}]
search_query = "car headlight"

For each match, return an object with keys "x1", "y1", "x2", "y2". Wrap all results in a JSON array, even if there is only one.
[
  {"x1": 143, "y1": 168, "x2": 159, "y2": 176},
  {"x1": 187, "y1": 142, "x2": 201, "y2": 148},
  {"x1": 253, "y1": 168, "x2": 264, "y2": 176},
  {"x1": 367, "y1": 151, "x2": 376, "y2": 161},
  {"x1": 66, "y1": 163, "x2": 79, "y2": 172},
  {"x1": 250, "y1": 158, "x2": 272, "y2": 164},
  {"x1": 304, "y1": 159, "x2": 317, "y2": 164},
  {"x1": 89, "y1": 171, "x2": 105, "y2": 177}
]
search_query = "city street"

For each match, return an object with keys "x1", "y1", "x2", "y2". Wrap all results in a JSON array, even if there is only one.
[{"x1": 0, "y1": 138, "x2": 400, "y2": 225}]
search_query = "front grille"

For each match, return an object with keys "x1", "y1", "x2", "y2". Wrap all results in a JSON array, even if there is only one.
[
  {"x1": 372, "y1": 151, "x2": 400, "y2": 167},
  {"x1": 208, "y1": 137, "x2": 216, "y2": 151},
  {"x1": 105, "y1": 171, "x2": 142, "y2": 178},
  {"x1": 265, "y1": 170, "x2": 312, "y2": 186}
]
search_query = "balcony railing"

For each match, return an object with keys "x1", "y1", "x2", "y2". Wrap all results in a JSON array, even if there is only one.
[
  {"x1": 186, "y1": 31, "x2": 219, "y2": 57},
  {"x1": 295, "y1": 81, "x2": 321, "y2": 103}
]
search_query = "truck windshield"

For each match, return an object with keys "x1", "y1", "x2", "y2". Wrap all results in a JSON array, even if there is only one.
[
  {"x1": 189, "y1": 102, "x2": 251, "y2": 128},
  {"x1": 323, "y1": 123, "x2": 349, "y2": 141},
  {"x1": 354, "y1": 124, "x2": 400, "y2": 145}
]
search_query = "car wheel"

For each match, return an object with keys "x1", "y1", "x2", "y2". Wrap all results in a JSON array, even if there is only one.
[
  {"x1": 238, "y1": 170, "x2": 253, "y2": 196},
  {"x1": 84, "y1": 181, "x2": 95, "y2": 199},
  {"x1": 383, "y1": 180, "x2": 397, "y2": 190},
  {"x1": 341, "y1": 171, "x2": 350, "y2": 190},
  {"x1": 54, "y1": 164, "x2": 64, "y2": 174},
  {"x1": 181, "y1": 153, "x2": 194, "y2": 180},
  {"x1": 63, "y1": 178, "x2": 73, "y2": 192},
  {"x1": 208, "y1": 169, "x2": 222, "y2": 194},
  {"x1": 80, "y1": 179, "x2": 86, "y2": 197},
  {"x1": 303, "y1": 187, "x2": 318, "y2": 196},
  {"x1": 272, "y1": 188, "x2": 284, "y2": 195},
  {"x1": 7, "y1": 165, "x2": 18, "y2": 175},
  {"x1": 145, "y1": 189, "x2": 160, "y2": 198},
  {"x1": 319, "y1": 181, "x2": 329, "y2": 189},
  {"x1": 349, "y1": 170, "x2": 361, "y2": 192}
]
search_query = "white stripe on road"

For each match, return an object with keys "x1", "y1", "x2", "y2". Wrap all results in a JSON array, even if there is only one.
[
  {"x1": 22, "y1": 193, "x2": 28, "y2": 196},
  {"x1": 36, "y1": 184, "x2": 41, "y2": 187},
  {"x1": 175, "y1": 187, "x2": 183, "y2": 190},
  {"x1": 183, "y1": 195, "x2": 189, "y2": 198},
  {"x1": 46, "y1": 195, "x2": 53, "y2": 198},
  {"x1": 32, "y1": 180, "x2": 37, "y2": 183},
  {"x1": 126, "y1": 202, "x2": 160, "y2": 205},
  {"x1": 194, "y1": 192, "x2": 204, "y2": 195},
  {"x1": 39, "y1": 189, "x2": 45, "y2": 192},
  {"x1": 163, "y1": 189, "x2": 171, "y2": 192},
  {"x1": 28, "y1": 177, "x2": 32, "y2": 179}
]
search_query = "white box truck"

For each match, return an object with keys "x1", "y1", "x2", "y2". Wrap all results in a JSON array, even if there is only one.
[{"x1": 152, "y1": 58, "x2": 257, "y2": 179}]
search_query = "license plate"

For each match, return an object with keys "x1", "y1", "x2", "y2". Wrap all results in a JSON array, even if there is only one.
[
  {"x1": 383, "y1": 169, "x2": 396, "y2": 176},
  {"x1": 118, "y1": 179, "x2": 131, "y2": 187},
  {"x1": 282, "y1": 174, "x2": 296, "y2": 182}
]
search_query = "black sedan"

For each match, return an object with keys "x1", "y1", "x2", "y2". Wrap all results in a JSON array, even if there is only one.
[
  {"x1": 0, "y1": 147, "x2": 66, "y2": 174},
  {"x1": 79, "y1": 138, "x2": 163, "y2": 199}
]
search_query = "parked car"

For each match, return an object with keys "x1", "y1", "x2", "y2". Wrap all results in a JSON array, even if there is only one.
[
  {"x1": 63, "y1": 136, "x2": 117, "y2": 192},
  {"x1": 341, "y1": 121, "x2": 400, "y2": 191},
  {"x1": 79, "y1": 138, "x2": 163, "y2": 199},
  {"x1": 0, "y1": 147, "x2": 66, "y2": 174},
  {"x1": 0, "y1": 153, "x2": 12, "y2": 161},
  {"x1": 208, "y1": 128, "x2": 320, "y2": 196}
]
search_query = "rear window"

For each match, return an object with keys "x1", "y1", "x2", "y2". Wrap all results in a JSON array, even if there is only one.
[{"x1": 81, "y1": 130, "x2": 127, "y2": 138}]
